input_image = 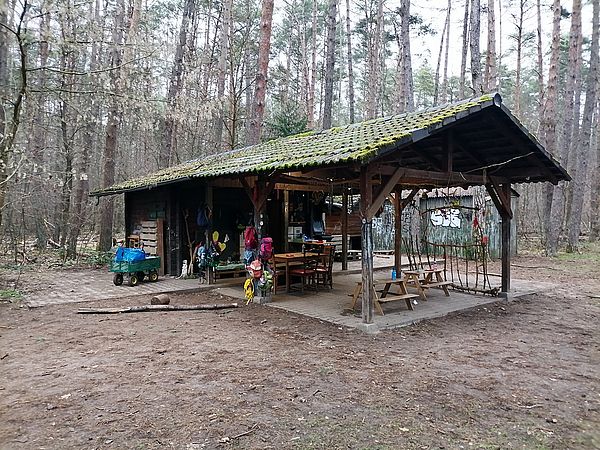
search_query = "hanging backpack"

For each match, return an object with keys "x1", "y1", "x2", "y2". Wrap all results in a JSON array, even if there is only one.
[
  {"x1": 259, "y1": 237, "x2": 273, "y2": 261},
  {"x1": 244, "y1": 226, "x2": 258, "y2": 250}
]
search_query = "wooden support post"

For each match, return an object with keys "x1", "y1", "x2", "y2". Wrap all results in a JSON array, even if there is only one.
[
  {"x1": 342, "y1": 188, "x2": 349, "y2": 271},
  {"x1": 205, "y1": 185, "x2": 214, "y2": 284},
  {"x1": 360, "y1": 166, "x2": 374, "y2": 324},
  {"x1": 394, "y1": 186, "x2": 402, "y2": 275},
  {"x1": 283, "y1": 189, "x2": 289, "y2": 252},
  {"x1": 501, "y1": 183, "x2": 511, "y2": 294}
]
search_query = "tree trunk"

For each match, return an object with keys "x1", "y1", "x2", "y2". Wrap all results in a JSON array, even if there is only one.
[
  {"x1": 67, "y1": 0, "x2": 100, "y2": 259},
  {"x1": 212, "y1": 0, "x2": 232, "y2": 151},
  {"x1": 0, "y1": 3, "x2": 27, "y2": 232},
  {"x1": 441, "y1": 0, "x2": 451, "y2": 102},
  {"x1": 246, "y1": 0, "x2": 274, "y2": 145},
  {"x1": 366, "y1": 0, "x2": 383, "y2": 119},
  {"x1": 322, "y1": 0, "x2": 338, "y2": 129},
  {"x1": 307, "y1": 0, "x2": 318, "y2": 129},
  {"x1": 540, "y1": 0, "x2": 561, "y2": 255},
  {"x1": 161, "y1": 0, "x2": 195, "y2": 168},
  {"x1": 513, "y1": 0, "x2": 524, "y2": 117},
  {"x1": 396, "y1": 0, "x2": 413, "y2": 113},
  {"x1": 98, "y1": 0, "x2": 141, "y2": 251},
  {"x1": 484, "y1": 0, "x2": 497, "y2": 91},
  {"x1": 536, "y1": 0, "x2": 544, "y2": 116},
  {"x1": 345, "y1": 0, "x2": 355, "y2": 123},
  {"x1": 469, "y1": 0, "x2": 482, "y2": 95},
  {"x1": 433, "y1": 4, "x2": 449, "y2": 104},
  {"x1": 459, "y1": 0, "x2": 470, "y2": 98},
  {"x1": 566, "y1": 0, "x2": 599, "y2": 252},
  {"x1": 590, "y1": 101, "x2": 600, "y2": 241},
  {"x1": 28, "y1": 5, "x2": 50, "y2": 247},
  {"x1": 547, "y1": 0, "x2": 582, "y2": 255}
]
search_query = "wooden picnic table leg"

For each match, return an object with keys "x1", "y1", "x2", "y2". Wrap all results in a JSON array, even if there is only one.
[
  {"x1": 373, "y1": 285, "x2": 384, "y2": 316},
  {"x1": 380, "y1": 282, "x2": 392, "y2": 298},
  {"x1": 398, "y1": 280, "x2": 415, "y2": 311},
  {"x1": 436, "y1": 271, "x2": 450, "y2": 296},
  {"x1": 406, "y1": 273, "x2": 427, "y2": 300},
  {"x1": 285, "y1": 261, "x2": 290, "y2": 293}
]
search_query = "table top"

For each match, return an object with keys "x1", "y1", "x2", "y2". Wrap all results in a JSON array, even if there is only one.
[
  {"x1": 404, "y1": 268, "x2": 443, "y2": 275},
  {"x1": 273, "y1": 252, "x2": 320, "y2": 261}
]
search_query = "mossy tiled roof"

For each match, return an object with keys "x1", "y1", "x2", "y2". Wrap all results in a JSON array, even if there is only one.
[{"x1": 91, "y1": 94, "x2": 502, "y2": 196}]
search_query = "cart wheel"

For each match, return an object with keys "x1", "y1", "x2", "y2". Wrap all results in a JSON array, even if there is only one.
[
  {"x1": 113, "y1": 273, "x2": 123, "y2": 286},
  {"x1": 149, "y1": 270, "x2": 159, "y2": 282},
  {"x1": 129, "y1": 273, "x2": 139, "y2": 287},
  {"x1": 136, "y1": 271, "x2": 145, "y2": 282}
]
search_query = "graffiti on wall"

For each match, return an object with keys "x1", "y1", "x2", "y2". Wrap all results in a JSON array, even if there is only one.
[{"x1": 430, "y1": 208, "x2": 461, "y2": 228}]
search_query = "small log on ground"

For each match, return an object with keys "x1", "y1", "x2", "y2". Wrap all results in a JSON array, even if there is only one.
[
  {"x1": 77, "y1": 303, "x2": 238, "y2": 314},
  {"x1": 151, "y1": 294, "x2": 171, "y2": 305}
]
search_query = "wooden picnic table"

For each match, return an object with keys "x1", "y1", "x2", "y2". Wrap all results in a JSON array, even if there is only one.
[
  {"x1": 403, "y1": 268, "x2": 452, "y2": 300},
  {"x1": 350, "y1": 278, "x2": 420, "y2": 315},
  {"x1": 273, "y1": 252, "x2": 320, "y2": 293}
]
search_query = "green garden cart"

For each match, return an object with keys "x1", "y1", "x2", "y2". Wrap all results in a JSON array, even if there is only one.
[{"x1": 109, "y1": 256, "x2": 161, "y2": 287}]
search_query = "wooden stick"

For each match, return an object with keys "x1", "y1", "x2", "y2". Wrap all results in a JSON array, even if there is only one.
[{"x1": 77, "y1": 303, "x2": 239, "y2": 314}]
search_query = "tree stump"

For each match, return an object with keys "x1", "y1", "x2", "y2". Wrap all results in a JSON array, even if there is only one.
[{"x1": 150, "y1": 294, "x2": 170, "y2": 305}]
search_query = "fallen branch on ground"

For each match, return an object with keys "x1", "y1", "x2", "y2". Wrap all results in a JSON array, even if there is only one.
[
  {"x1": 450, "y1": 283, "x2": 500, "y2": 296},
  {"x1": 77, "y1": 303, "x2": 238, "y2": 314},
  {"x1": 219, "y1": 423, "x2": 259, "y2": 443}
]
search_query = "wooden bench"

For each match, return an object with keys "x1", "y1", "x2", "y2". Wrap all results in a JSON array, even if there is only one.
[
  {"x1": 214, "y1": 263, "x2": 247, "y2": 279},
  {"x1": 350, "y1": 279, "x2": 420, "y2": 315}
]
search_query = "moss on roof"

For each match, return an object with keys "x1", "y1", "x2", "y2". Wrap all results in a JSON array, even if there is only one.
[{"x1": 92, "y1": 94, "x2": 497, "y2": 196}]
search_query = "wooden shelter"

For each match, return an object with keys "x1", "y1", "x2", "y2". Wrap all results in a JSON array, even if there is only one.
[{"x1": 91, "y1": 93, "x2": 569, "y2": 325}]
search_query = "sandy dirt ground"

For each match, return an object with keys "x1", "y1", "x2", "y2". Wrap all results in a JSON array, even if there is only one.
[{"x1": 0, "y1": 254, "x2": 599, "y2": 450}]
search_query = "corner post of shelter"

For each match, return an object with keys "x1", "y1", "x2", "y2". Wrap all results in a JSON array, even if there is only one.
[
  {"x1": 485, "y1": 180, "x2": 513, "y2": 295},
  {"x1": 393, "y1": 186, "x2": 402, "y2": 275},
  {"x1": 341, "y1": 187, "x2": 349, "y2": 271},
  {"x1": 359, "y1": 166, "x2": 375, "y2": 324},
  {"x1": 283, "y1": 190, "x2": 290, "y2": 252},
  {"x1": 205, "y1": 185, "x2": 214, "y2": 284},
  {"x1": 500, "y1": 183, "x2": 512, "y2": 294}
]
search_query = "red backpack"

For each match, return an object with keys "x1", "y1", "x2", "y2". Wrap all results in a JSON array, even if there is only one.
[
  {"x1": 244, "y1": 226, "x2": 258, "y2": 250},
  {"x1": 260, "y1": 237, "x2": 273, "y2": 261}
]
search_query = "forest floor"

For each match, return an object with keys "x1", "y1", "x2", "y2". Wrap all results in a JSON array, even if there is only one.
[{"x1": 0, "y1": 246, "x2": 599, "y2": 449}]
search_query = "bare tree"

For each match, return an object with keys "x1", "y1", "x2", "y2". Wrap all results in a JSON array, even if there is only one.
[
  {"x1": 441, "y1": 0, "x2": 451, "y2": 102},
  {"x1": 0, "y1": 1, "x2": 28, "y2": 231},
  {"x1": 540, "y1": 0, "x2": 561, "y2": 254},
  {"x1": 213, "y1": 0, "x2": 233, "y2": 151},
  {"x1": 98, "y1": 0, "x2": 142, "y2": 251},
  {"x1": 566, "y1": 0, "x2": 599, "y2": 251},
  {"x1": 547, "y1": 0, "x2": 582, "y2": 255},
  {"x1": 161, "y1": 0, "x2": 196, "y2": 168},
  {"x1": 434, "y1": 2, "x2": 450, "y2": 103}
]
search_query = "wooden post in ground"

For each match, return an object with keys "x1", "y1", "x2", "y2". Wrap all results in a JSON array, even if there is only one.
[
  {"x1": 485, "y1": 181, "x2": 512, "y2": 295},
  {"x1": 394, "y1": 186, "x2": 402, "y2": 275},
  {"x1": 501, "y1": 183, "x2": 511, "y2": 293},
  {"x1": 342, "y1": 188, "x2": 348, "y2": 271},
  {"x1": 205, "y1": 185, "x2": 214, "y2": 284},
  {"x1": 283, "y1": 189, "x2": 289, "y2": 252},
  {"x1": 360, "y1": 166, "x2": 374, "y2": 324}
]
